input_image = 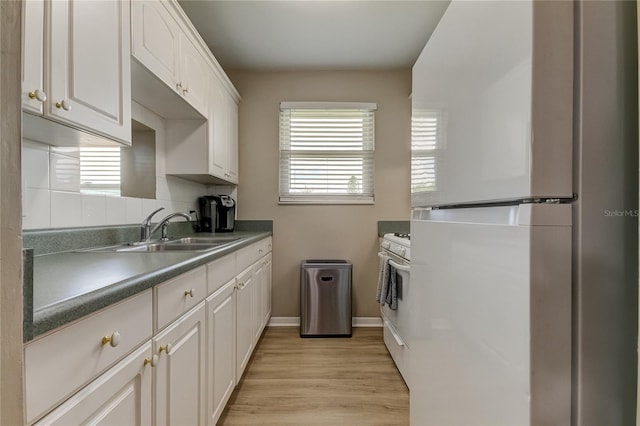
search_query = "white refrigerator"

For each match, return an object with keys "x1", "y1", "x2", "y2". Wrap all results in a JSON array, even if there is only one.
[{"x1": 409, "y1": 1, "x2": 638, "y2": 425}]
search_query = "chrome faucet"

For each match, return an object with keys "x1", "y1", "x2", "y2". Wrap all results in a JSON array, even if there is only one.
[
  {"x1": 148, "y1": 212, "x2": 193, "y2": 242},
  {"x1": 140, "y1": 207, "x2": 164, "y2": 241}
]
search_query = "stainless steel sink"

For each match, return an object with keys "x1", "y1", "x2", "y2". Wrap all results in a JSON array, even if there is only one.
[
  {"x1": 78, "y1": 238, "x2": 238, "y2": 253},
  {"x1": 168, "y1": 237, "x2": 240, "y2": 244},
  {"x1": 115, "y1": 242, "x2": 224, "y2": 252}
]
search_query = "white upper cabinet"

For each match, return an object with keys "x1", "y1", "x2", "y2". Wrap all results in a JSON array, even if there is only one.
[
  {"x1": 131, "y1": 0, "x2": 209, "y2": 117},
  {"x1": 208, "y1": 75, "x2": 239, "y2": 184},
  {"x1": 209, "y1": 76, "x2": 228, "y2": 180},
  {"x1": 22, "y1": 0, "x2": 45, "y2": 115},
  {"x1": 131, "y1": 0, "x2": 181, "y2": 91},
  {"x1": 225, "y1": 91, "x2": 239, "y2": 183},
  {"x1": 22, "y1": 0, "x2": 132, "y2": 145},
  {"x1": 164, "y1": 74, "x2": 239, "y2": 185},
  {"x1": 178, "y1": 32, "x2": 210, "y2": 116}
]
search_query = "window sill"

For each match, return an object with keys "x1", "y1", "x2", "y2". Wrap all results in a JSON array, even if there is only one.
[{"x1": 278, "y1": 197, "x2": 375, "y2": 205}]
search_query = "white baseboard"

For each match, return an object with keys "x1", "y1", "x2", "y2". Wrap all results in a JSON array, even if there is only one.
[
  {"x1": 352, "y1": 317, "x2": 383, "y2": 327},
  {"x1": 268, "y1": 317, "x2": 382, "y2": 327},
  {"x1": 268, "y1": 317, "x2": 300, "y2": 327}
]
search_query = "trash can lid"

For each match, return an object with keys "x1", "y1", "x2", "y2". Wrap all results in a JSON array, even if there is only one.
[{"x1": 302, "y1": 259, "x2": 352, "y2": 267}]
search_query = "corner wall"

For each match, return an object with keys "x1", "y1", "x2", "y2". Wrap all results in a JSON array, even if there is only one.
[
  {"x1": 1, "y1": 0, "x2": 25, "y2": 423},
  {"x1": 229, "y1": 70, "x2": 411, "y2": 318}
]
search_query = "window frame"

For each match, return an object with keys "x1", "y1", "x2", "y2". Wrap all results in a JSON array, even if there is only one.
[{"x1": 278, "y1": 101, "x2": 377, "y2": 205}]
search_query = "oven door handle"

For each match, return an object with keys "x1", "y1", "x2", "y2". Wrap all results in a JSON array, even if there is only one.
[{"x1": 388, "y1": 259, "x2": 410, "y2": 273}]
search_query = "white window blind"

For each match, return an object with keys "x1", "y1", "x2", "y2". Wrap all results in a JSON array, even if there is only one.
[
  {"x1": 411, "y1": 109, "x2": 443, "y2": 206},
  {"x1": 80, "y1": 147, "x2": 121, "y2": 196},
  {"x1": 279, "y1": 102, "x2": 376, "y2": 204}
]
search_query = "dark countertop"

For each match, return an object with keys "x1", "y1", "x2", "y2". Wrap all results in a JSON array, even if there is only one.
[{"x1": 28, "y1": 231, "x2": 271, "y2": 340}]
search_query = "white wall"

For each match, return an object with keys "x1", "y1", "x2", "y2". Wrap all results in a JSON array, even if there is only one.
[{"x1": 21, "y1": 102, "x2": 209, "y2": 230}]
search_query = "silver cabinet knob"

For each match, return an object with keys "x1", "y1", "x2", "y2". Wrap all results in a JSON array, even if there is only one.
[
  {"x1": 101, "y1": 331, "x2": 121, "y2": 347},
  {"x1": 184, "y1": 288, "x2": 195, "y2": 298},
  {"x1": 55, "y1": 99, "x2": 71, "y2": 111},
  {"x1": 28, "y1": 89, "x2": 47, "y2": 102}
]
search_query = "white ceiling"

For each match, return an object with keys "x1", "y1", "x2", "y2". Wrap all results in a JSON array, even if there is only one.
[{"x1": 178, "y1": 0, "x2": 451, "y2": 71}]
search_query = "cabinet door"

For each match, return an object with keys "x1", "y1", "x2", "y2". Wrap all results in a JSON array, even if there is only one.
[
  {"x1": 263, "y1": 255, "x2": 272, "y2": 328},
  {"x1": 131, "y1": 0, "x2": 180, "y2": 92},
  {"x1": 253, "y1": 261, "x2": 265, "y2": 341},
  {"x1": 34, "y1": 342, "x2": 153, "y2": 425},
  {"x1": 22, "y1": 0, "x2": 45, "y2": 114},
  {"x1": 209, "y1": 77, "x2": 228, "y2": 179},
  {"x1": 206, "y1": 280, "x2": 236, "y2": 426},
  {"x1": 226, "y1": 93, "x2": 239, "y2": 183},
  {"x1": 48, "y1": 0, "x2": 131, "y2": 144},
  {"x1": 235, "y1": 268, "x2": 255, "y2": 381},
  {"x1": 154, "y1": 302, "x2": 206, "y2": 426},
  {"x1": 179, "y1": 33, "x2": 210, "y2": 117}
]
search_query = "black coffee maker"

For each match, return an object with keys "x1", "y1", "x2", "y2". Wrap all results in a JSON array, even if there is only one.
[{"x1": 198, "y1": 195, "x2": 236, "y2": 232}]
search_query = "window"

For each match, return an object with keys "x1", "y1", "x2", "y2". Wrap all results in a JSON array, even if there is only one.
[
  {"x1": 411, "y1": 108, "x2": 444, "y2": 206},
  {"x1": 79, "y1": 147, "x2": 121, "y2": 196},
  {"x1": 279, "y1": 102, "x2": 376, "y2": 204}
]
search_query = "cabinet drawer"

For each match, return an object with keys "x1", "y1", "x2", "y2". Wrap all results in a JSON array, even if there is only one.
[
  {"x1": 155, "y1": 266, "x2": 207, "y2": 331},
  {"x1": 25, "y1": 289, "x2": 153, "y2": 424},
  {"x1": 207, "y1": 253, "x2": 236, "y2": 295},
  {"x1": 236, "y1": 237, "x2": 272, "y2": 273}
]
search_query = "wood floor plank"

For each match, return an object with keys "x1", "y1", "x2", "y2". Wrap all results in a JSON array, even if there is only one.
[{"x1": 218, "y1": 327, "x2": 409, "y2": 426}]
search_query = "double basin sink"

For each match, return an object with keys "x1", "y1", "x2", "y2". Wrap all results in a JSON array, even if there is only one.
[{"x1": 80, "y1": 237, "x2": 241, "y2": 253}]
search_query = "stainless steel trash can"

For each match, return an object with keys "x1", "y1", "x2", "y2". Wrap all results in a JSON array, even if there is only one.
[{"x1": 300, "y1": 259, "x2": 352, "y2": 337}]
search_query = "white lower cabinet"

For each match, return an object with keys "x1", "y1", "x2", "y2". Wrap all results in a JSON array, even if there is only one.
[
  {"x1": 235, "y1": 266, "x2": 255, "y2": 382},
  {"x1": 253, "y1": 260, "x2": 265, "y2": 342},
  {"x1": 34, "y1": 342, "x2": 153, "y2": 425},
  {"x1": 235, "y1": 248, "x2": 273, "y2": 383},
  {"x1": 206, "y1": 279, "x2": 236, "y2": 425},
  {"x1": 26, "y1": 237, "x2": 272, "y2": 424},
  {"x1": 262, "y1": 254, "x2": 273, "y2": 330},
  {"x1": 153, "y1": 301, "x2": 206, "y2": 426},
  {"x1": 25, "y1": 290, "x2": 153, "y2": 424}
]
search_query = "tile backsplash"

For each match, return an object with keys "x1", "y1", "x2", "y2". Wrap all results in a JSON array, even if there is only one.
[{"x1": 22, "y1": 139, "x2": 207, "y2": 230}]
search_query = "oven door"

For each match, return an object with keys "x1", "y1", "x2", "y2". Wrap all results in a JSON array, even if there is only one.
[{"x1": 378, "y1": 251, "x2": 411, "y2": 348}]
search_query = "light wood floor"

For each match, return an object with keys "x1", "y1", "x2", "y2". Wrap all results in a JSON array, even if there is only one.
[{"x1": 218, "y1": 327, "x2": 409, "y2": 426}]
